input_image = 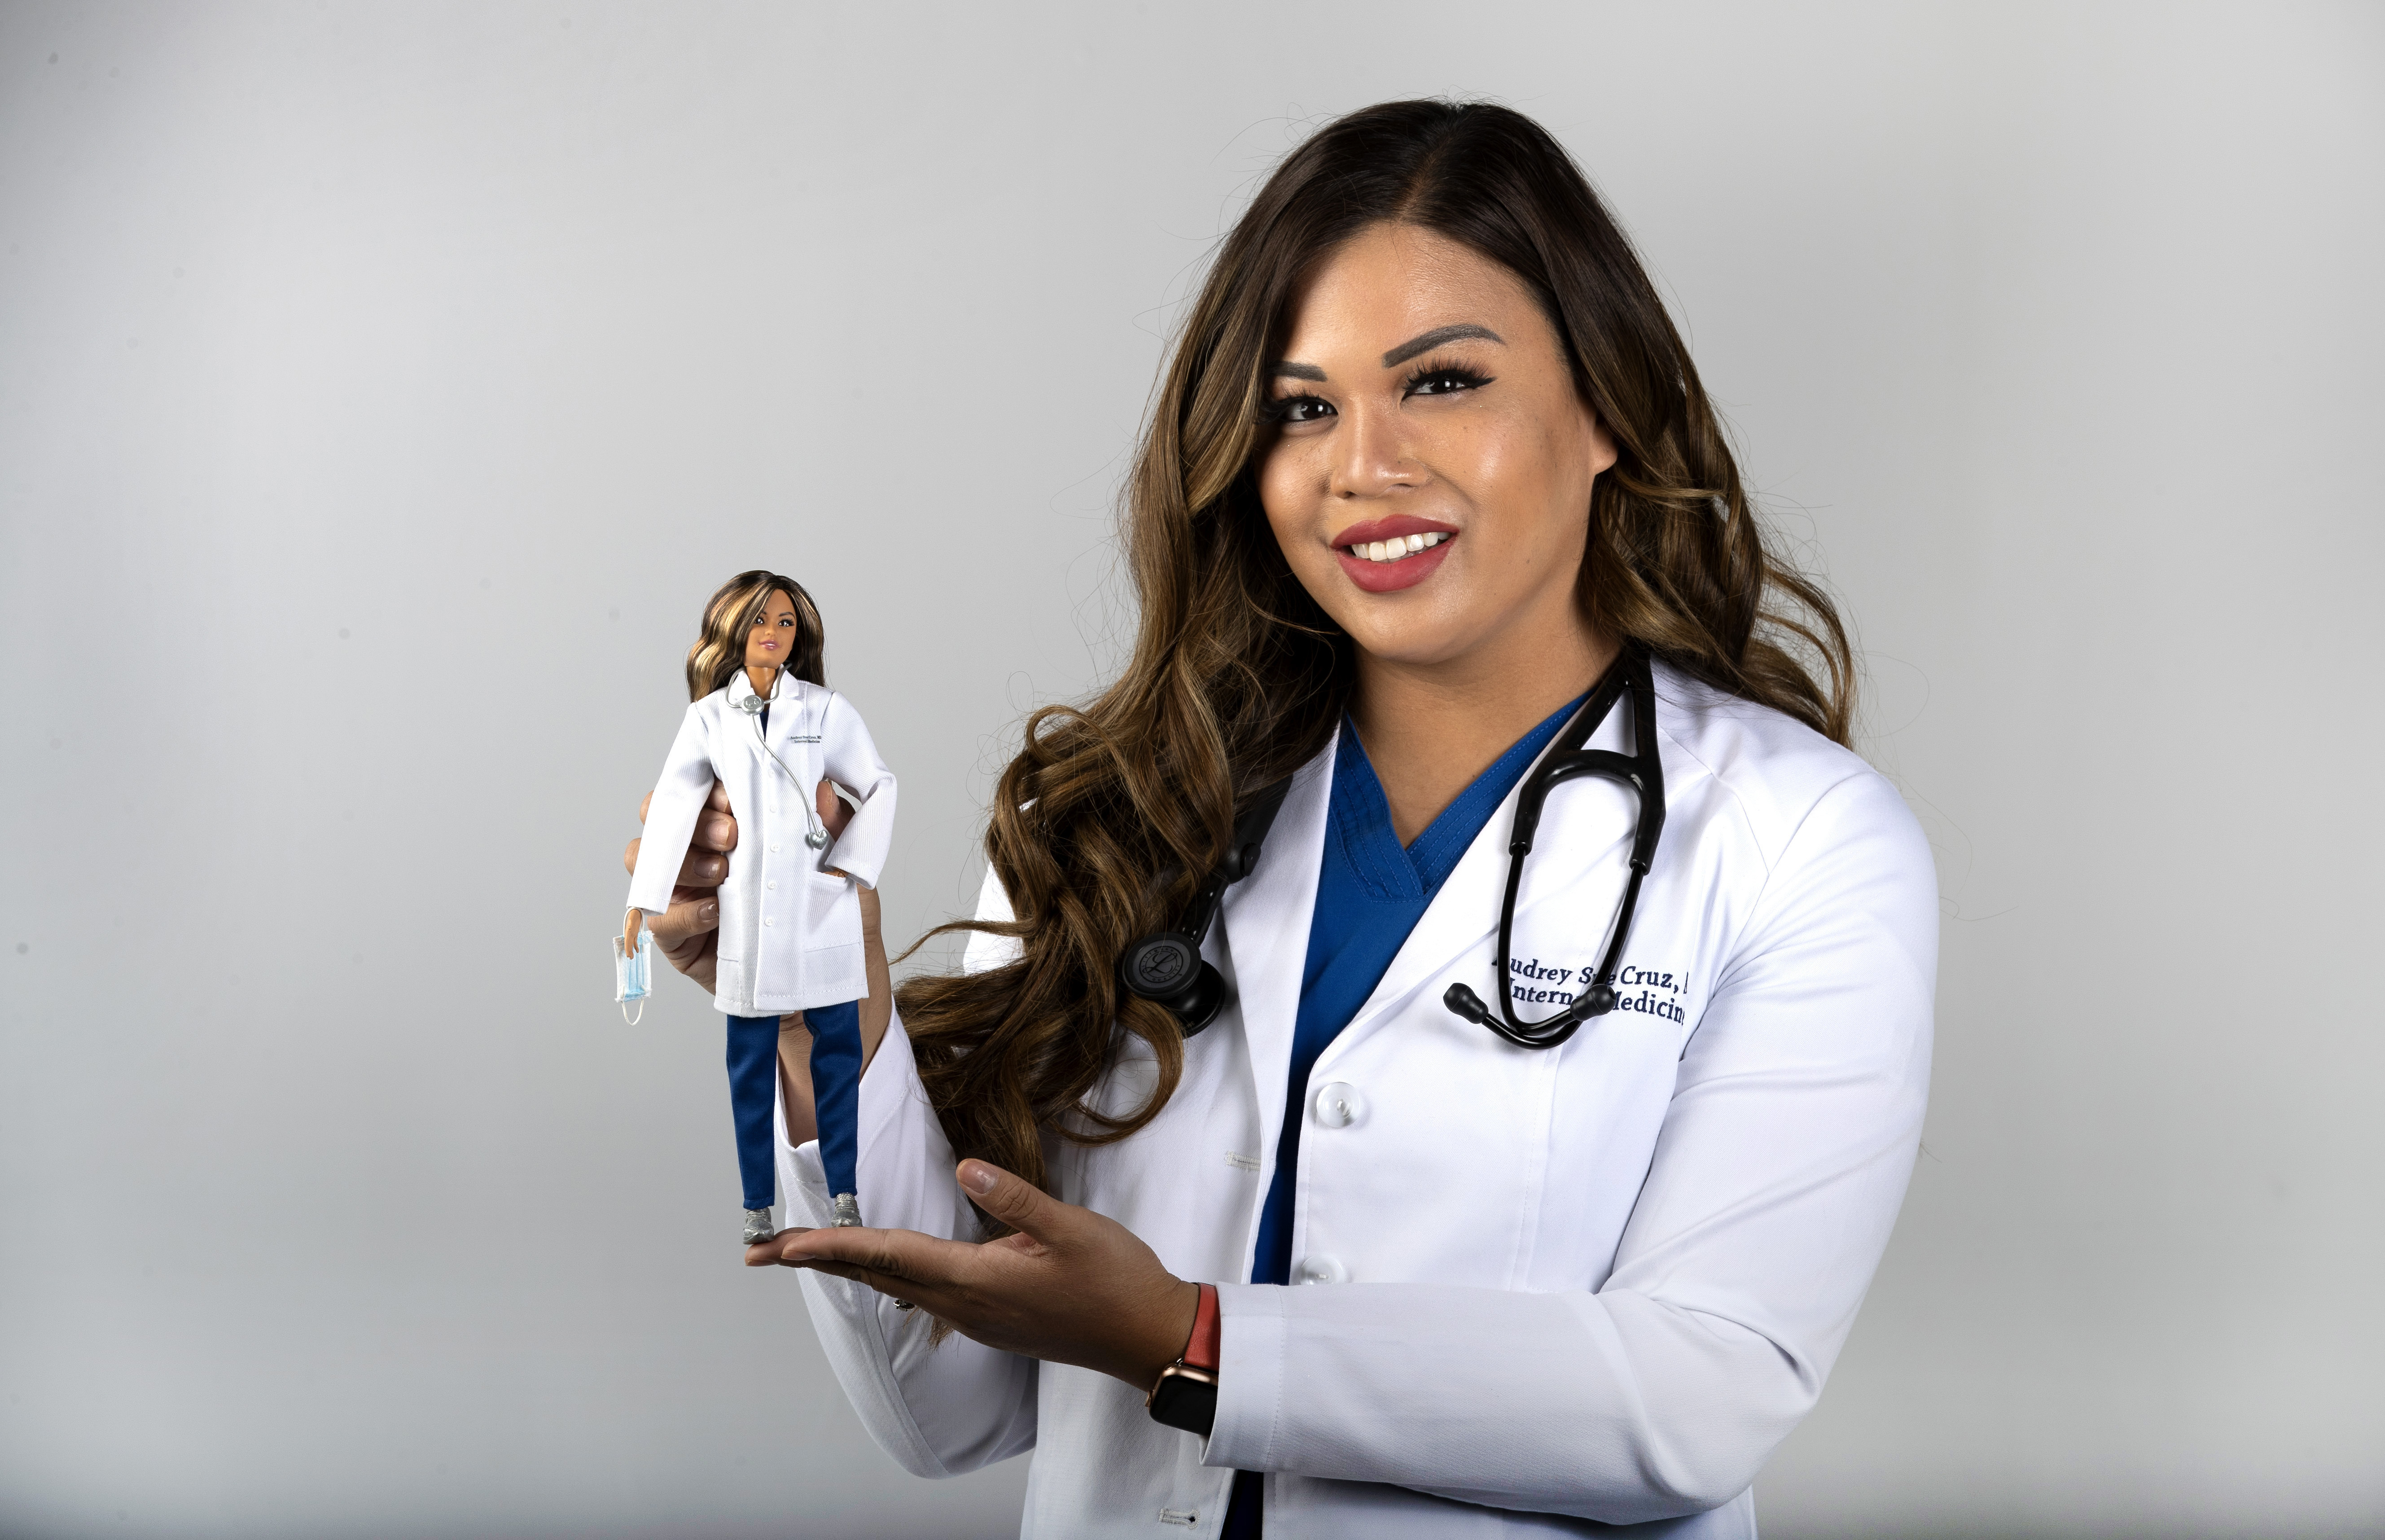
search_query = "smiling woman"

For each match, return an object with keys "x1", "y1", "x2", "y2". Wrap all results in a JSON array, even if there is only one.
[{"x1": 682, "y1": 100, "x2": 1934, "y2": 1539}]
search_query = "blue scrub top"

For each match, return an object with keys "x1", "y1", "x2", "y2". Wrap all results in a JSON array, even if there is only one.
[{"x1": 1246, "y1": 692, "x2": 1587, "y2": 1289}]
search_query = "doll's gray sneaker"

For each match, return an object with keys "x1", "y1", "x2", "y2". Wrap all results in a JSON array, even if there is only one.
[
  {"x1": 742, "y1": 1208, "x2": 776, "y2": 1245},
  {"x1": 832, "y1": 1193, "x2": 864, "y2": 1228}
]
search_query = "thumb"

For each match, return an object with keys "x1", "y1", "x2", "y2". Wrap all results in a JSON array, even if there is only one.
[{"x1": 958, "y1": 1160, "x2": 1064, "y2": 1241}]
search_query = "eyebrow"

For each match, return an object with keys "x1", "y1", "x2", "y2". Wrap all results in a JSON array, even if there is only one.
[
  {"x1": 1267, "y1": 323, "x2": 1508, "y2": 383},
  {"x1": 1382, "y1": 324, "x2": 1504, "y2": 368}
]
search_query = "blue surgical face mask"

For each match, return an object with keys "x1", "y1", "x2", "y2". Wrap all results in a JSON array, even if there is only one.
[{"x1": 614, "y1": 923, "x2": 653, "y2": 1024}]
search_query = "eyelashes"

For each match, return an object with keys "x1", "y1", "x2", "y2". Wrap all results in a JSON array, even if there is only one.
[
  {"x1": 1258, "y1": 356, "x2": 1495, "y2": 423},
  {"x1": 1402, "y1": 356, "x2": 1493, "y2": 394},
  {"x1": 1259, "y1": 392, "x2": 1330, "y2": 425}
]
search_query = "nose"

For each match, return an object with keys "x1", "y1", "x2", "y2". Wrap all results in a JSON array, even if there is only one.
[{"x1": 1328, "y1": 399, "x2": 1423, "y2": 500}]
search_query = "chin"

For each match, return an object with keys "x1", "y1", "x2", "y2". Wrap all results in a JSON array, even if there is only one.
[{"x1": 1339, "y1": 617, "x2": 1471, "y2": 668}]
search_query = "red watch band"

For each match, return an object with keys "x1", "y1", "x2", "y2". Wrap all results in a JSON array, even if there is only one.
[
  {"x1": 1147, "y1": 1283, "x2": 1223, "y2": 1435},
  {"x1": 1181, "y1": 1283, "x2": 1221, "y2": 1374}
]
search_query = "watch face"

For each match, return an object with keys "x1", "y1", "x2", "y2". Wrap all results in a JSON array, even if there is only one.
[{"x1": 1148, "y1": 1370, "x2": 1220, "y2": 1437}]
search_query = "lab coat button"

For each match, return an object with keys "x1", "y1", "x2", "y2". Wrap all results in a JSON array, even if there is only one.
[
  {"x1": 770, "y1": 843, "x2": 780, "y2": 853},
  {"x1": 767, "y1": 880, "x2": 777, "y2": 890},
  {"x1": 763, "y1": 918, "x2": 775, "y2": 928},
  {"x1": 1312, "y1": 1082, "x2": 1364, "y2": 1129},
  {"x1": 1293, "y1": 1254, "x2": 1347, "y2": 1285}
]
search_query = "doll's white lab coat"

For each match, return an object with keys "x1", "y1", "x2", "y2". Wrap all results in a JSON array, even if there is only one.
[
  {"x1": 776, "y1": 665, "x2": 1936, "y2": 1539},
  {"x1": 627, "y1": 671, "x2": 895, "y2": 1016}
]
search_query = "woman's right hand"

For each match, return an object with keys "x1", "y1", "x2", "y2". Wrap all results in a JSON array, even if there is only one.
[{"x1": 624, "y1": 779, "x2": 739, "y2": 995}]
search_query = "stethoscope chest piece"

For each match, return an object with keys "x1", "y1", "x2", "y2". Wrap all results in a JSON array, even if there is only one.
[
  {"x1": 1119, "y1": 932, "x2": 1227, "y2": 1035},
  {"x1": 1116, "y1": 777, "x2": 1295, "y2": 1038}
]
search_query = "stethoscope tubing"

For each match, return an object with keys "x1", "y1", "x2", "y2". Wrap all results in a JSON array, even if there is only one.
[
  {"x1": 1122, "y1": 650, "x2": 1667, "y2": 1054},
  {"x1": 1455, "y1": 649, "x2": 1667, "y2": 1050}
]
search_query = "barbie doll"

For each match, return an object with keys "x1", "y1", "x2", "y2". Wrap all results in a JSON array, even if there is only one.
[{"x1": 623, "y1": 571, "x2": 895, "y2": 1242}]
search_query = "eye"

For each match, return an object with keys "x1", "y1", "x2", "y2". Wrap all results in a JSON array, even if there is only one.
[
  {"x1": 1404, "y1": 359, "x2": 1493, "y2": 398},
  {"x1": 1263, "y1": 393, "x2": 1335, "y2": 426}
]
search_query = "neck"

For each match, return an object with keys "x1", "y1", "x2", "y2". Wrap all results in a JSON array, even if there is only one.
[
  {"x1": 744, "y1": 663, "x2": 780, "y2": 699},
  {"x1": 1348, "y1": 612, "x2": 1615, "y2": 846}
]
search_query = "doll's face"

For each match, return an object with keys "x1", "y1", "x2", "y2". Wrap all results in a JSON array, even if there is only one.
[{"x1": 743, "y1": 589, "x2": 800, "y2": 675}]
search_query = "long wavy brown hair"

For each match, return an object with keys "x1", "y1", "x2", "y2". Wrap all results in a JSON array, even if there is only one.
[
  {"x1": 684, "y1": 569, "x2": 826, "y2": 701},
  {"x1": 897, "y1": 100, "x2": 1855, "y2": 1197}
]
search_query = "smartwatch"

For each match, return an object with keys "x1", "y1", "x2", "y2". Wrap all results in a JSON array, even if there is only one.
[{"x1": 1146, "y1": 1282, "x2": 1221, "y2": 1436}]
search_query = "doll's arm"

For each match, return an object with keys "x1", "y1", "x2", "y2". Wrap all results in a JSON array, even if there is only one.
[
  {"x1": 817, "y1": 694, "x2": 897, "y2": 888},
  {"x1": 626, "y1": 706, "x2": 717, "y2": 919}
]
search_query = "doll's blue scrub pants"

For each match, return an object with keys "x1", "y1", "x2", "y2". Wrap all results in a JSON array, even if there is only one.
[{"x1": 725, "y1": 1000, "x2": 863, "y2": 1209}]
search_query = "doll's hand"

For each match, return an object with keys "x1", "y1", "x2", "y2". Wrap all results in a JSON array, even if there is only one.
[
  {"x1": 816, "y1": 776, "x2": 854, "y2": 844},
  {"x1": 623, "y1": 779, "x2": 738, "y2": 994},
  {"x1": 816, "y1": 778, "x2": 859, "y2": 880},
  {"x1": 752, "y1": 1159, "x2": 1201, "y2": 1394}
]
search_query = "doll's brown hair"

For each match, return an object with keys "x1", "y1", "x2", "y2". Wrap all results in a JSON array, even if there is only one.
[
  {"x1": 898, "y1": 100, "x2": 1855, "y2": 1197},
  {"x1": 684, "y1": 570, "x2": 826, "y2": 701}
]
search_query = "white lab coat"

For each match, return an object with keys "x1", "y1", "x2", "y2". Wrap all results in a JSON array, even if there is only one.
[
  {"x1": 627, "y1": 671, "x2": 896, "y2": 1016},
  {"x1": 776, "y1": 663, "x2": 1936, "y2": 1538}
]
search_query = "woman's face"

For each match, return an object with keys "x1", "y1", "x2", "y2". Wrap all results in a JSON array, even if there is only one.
[
  {"x1": 1254, "y1": 222, "x2": 1616, "y2": 674},
  {"x1": 744, "y1": 589, "x2": 800, "y2": 675}
]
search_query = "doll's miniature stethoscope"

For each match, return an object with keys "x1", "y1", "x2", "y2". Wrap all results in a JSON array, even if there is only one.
[
  {"x1": 736, "y1": 683, "x2": 832, "y2": 850},
  {"x1": 1118, "y1": 649, "x2": 1666, "y2": 1051}
]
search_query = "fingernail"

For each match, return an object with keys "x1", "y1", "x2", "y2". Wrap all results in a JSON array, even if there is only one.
[
  {"x1": 701, "y1": 903, "x2": 718, "y2": 922},
  {"x1": 961, "y1": 1163, "x2": 996, "y2": 1195}
]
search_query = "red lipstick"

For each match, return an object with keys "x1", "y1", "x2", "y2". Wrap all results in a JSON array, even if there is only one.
[{"x1": 1330, "y1": 516, "x2": 1458, "y2": 594}]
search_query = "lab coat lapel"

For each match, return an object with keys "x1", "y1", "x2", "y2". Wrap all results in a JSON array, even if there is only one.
[
  {"x1": 1217, "y1": 743, "x2": 1336, "y2": 1182},
  {"x1": 738, "y1": 672, "x2": 805, "y2": 787},
  {"x1": 764, "y1": 677, "x2": 806, "y2": 760}
]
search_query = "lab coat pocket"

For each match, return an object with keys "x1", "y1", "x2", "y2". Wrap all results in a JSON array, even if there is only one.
[{"x1": 805, "y1": 870, "x2": 862, "y2": 952}]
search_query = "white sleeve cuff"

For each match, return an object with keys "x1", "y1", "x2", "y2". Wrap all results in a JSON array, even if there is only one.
[{"x1": 1201, "y1": 1283, "x2": 1288, "y2": 1470}]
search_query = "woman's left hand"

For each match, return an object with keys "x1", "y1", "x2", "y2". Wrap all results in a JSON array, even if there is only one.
[{"x1": 749, "y1": 1159, "x2": 1201, "y2": 1392}]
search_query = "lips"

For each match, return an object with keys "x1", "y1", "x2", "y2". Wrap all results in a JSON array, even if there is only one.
[{"x1": 1330, "y1": 515, "x2": 1458, "y2": 594}]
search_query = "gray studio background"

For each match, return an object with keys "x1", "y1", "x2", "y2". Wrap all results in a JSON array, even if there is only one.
[{"x1": 3, "y1": 4, "x2": 2379, "y2": 1537}]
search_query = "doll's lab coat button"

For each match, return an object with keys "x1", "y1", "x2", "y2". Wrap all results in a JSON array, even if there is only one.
[
  {"x1": 764, "y1": 918, "x2": 775, "y2": 928},
  {"x1": 1312, "y1": 1082, "x2": 1364, "y2": 1129},
  {"x1": 1294, "y1": 1254, "x2": 1347, "y2": 1285},
  {"x1": 770, "y1": 843, "x2": 780, "y2": 853},
  {"x1": 767, "y1": 880, "x2": 777, "y2": 890}
]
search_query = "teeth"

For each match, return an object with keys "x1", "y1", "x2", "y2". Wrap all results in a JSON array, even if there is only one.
[{"x1": 1346, "y1": 531, "x2": 1448, "y2": 562}]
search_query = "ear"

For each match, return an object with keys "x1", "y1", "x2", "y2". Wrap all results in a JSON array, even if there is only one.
[{"x1": 1583, "y1": 406, "x2": 1620, "y2": 478}]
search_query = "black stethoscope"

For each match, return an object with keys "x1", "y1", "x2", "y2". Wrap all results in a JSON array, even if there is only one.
[{"x1": 1118, "y1": 649, "x2": 1667, "y2": 1050}]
